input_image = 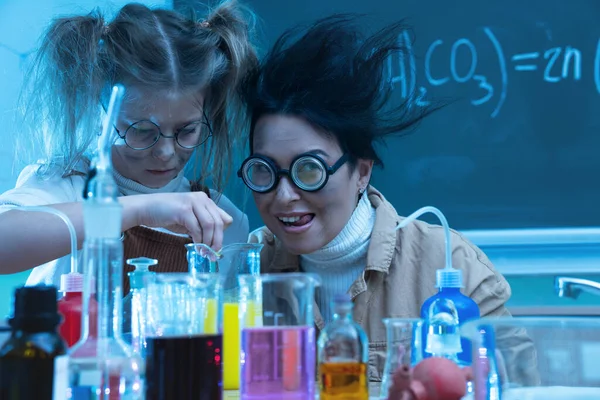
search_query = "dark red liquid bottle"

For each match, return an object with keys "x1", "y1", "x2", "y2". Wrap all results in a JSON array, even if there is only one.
[{"x1": 145, "y1": 334, "x2": 223, "y2": 400}]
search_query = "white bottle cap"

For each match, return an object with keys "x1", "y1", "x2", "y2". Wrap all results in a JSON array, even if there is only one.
[
  {"x1": 60, "y1": 272, "x2": 84, "y2": 293},
  {"x1": 436, "y1": 267, "x2": 463, "y2": 288}
]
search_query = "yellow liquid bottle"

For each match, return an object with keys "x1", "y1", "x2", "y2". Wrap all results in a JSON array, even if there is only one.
[
  {"x1": 204, "y1": 298, "x2": 218, "y2": 334},
  {"x1": 223, "y1": 303, "x2": 240, "y2": 390},
  {"x1": 222, "y1": 300, "x2": 262, "y2": 390},
  {"x1": 187, "y1": 241, "x2": 264, "y2": 391}
]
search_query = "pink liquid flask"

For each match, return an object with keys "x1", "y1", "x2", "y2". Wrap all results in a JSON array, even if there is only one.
[{"x1": 241, "y1": 325, "x2": 315, "y2": 400}]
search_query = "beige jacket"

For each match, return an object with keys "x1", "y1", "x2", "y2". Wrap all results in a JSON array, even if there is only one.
[{"x1": 249, "y1": 186, "x2": 522, "y2": 390}]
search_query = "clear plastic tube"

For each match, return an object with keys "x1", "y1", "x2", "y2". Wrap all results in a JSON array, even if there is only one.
[
  {"x1": 395, "y1": 205, "x2": 464, "y2": 288},
  {"x1": 396, "y1": 206, "x2": 451, "y2": 270},
  {"x1": 67, "y1": 83, "x2": 143, "y2": 398},
  {"x1": 5, "y1": 205, "x2": 77, "y2": 273},
  {"x1": 97, "y1": 84, "x2": 125, "y2": 174}
]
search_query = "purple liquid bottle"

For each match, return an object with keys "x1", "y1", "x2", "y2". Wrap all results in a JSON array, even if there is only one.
[
  {"x1": 241, "y1": 326, "x2": 315, "y2": 399},
  {"x1": 238, "y1": 273, "x2": 321, "y2": 400}
]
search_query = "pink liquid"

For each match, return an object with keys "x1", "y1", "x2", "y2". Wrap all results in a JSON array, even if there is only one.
[{"x1": 240, "y1": 326, "x2": 315, "y2": 400}]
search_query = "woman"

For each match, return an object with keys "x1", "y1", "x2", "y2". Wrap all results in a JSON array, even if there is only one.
[
  {"x1": 240, "y1": 15, "x2": 514, "y2": 388},
  {"x1": 0, "y1": 1, "x2": 256, "y2": 293}
]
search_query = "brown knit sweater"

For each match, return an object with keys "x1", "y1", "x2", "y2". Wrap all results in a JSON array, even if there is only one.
[
  {"x1": 121, "y1": 182, "x2": 209, "y2": 295},
  {"x1": 122, "y1": 226, "x2": 193, "y2": 295}
]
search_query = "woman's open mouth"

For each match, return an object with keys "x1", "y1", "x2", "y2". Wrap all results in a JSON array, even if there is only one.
[{"x1": 277, "y1": 213, "x2": 315, "y2": 233}]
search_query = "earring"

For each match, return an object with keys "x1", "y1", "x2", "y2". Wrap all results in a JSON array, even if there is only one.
[{"x1": 358, "y1": 187, "x2": 365, "y2": 194}]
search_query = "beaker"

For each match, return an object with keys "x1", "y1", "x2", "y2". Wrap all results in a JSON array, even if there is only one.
[
  {"x1": 238, "y1": 272, "x2": 321, "y2": 400},
  {"x1": 186, "y1": 242, "x2": 263, "y2": 390},
  {"x1": 461, "y1": 317, "x2": 600, "y2": 400},
  {"x1": 380, "y1": 318, "x2": 425, "y2": 400},
  {"x1": 144, "y1": 272, "x2": 223, "y2": 400}
]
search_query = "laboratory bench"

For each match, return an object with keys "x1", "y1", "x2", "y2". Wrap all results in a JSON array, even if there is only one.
[
  {"x1": 223, "y1": 391, "x2": 380, "y2": 399},
  {"x1": 509, "y1": 305, "x2": 600, "y2": 317}
]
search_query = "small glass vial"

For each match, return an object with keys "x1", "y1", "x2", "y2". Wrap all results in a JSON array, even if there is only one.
[
  {"x1": 122, "y1": 257, "x2": 157, "y2": 358},
  {"x1": 0, "y1": 285, "x2": 68, "y2": 399},
  {"x1": 317, "y1": 294, "x2": 369, "y2": 400}
]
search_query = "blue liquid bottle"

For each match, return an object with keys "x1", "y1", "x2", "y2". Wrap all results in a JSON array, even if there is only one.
[
  {"x1": 394, "y1": 205, "x2": 480, "y2": 367},
  {"x1": 420, "y1": 264, "x2": 480, "y2": 366}
]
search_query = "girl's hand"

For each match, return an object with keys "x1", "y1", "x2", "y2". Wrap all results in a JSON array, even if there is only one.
[{"x1": 121, "y1": 191, "x2": 233, "y2": 250}]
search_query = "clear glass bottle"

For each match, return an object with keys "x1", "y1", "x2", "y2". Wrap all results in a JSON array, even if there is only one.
[
  {"x1": 66, "y1": 166, "x2": 143, "y2": 398},
  {"x1": 122, "y1": 257, "x2": 157, "y2": 358},
  {"x1": 317, "y1": 294, "x2": 369, "y2": 400}
]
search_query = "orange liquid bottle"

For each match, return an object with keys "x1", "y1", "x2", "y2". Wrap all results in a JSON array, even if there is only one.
[
  {"x1": 317, "y1": 294, "x2": 369, "y2": 399},
  {"x1": 319, "y1": 362, "x2": 369, "y2": 399}
]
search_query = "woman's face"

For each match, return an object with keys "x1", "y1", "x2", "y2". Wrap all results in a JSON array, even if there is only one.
[
  {"x1": 111, "y1": 87, "x2": 206, "y2": 188},
  {"x1": 251, "y1": 114, "x2": 373, "y2": 255}
]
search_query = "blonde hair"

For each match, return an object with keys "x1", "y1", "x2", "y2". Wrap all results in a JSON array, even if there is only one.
[{"x1": 17, "y1": 1, "x2": 257, "y2": 192}]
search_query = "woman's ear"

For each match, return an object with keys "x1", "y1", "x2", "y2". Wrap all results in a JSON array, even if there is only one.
[{"x1": 356, "y1": 158, "x2": 374, "y2": 191}]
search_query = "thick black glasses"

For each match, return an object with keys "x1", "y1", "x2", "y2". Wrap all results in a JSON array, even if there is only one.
[
  {"x1": 115, "y1": 110, "x2": 213, "y2": 150},
  {"x1": 238, "y1": 153, "x2": 349, "y2": 193}
]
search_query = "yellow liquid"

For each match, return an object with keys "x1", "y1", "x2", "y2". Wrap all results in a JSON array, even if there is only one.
[
  {"x1": 222, "y1": 301, "x2": 262, "y2": 390},
  {"x1": 204, "y1": 299, "x2": 218, "y2": 334},
  {"x1": 319, "y1": 362, "x2": 369, "y2": 399}
]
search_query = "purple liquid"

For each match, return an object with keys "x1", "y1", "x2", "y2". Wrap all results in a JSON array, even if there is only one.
[
  {"x1": 145, "y1": 334, "x2": 222, "y2": 400},
  {"x1": 241, "y1": 326, "x2": 315, "y2": 400}
]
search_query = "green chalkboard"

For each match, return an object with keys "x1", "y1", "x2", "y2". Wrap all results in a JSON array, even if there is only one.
[{"x1": 179, "y1": 0, "x2": 600, "y2": 230}]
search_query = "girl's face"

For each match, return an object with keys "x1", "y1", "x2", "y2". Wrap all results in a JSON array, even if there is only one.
[
  {"x1": 111, "y1": 87, "x2": 207, "y2": 188},
  {"x1": 251, "y1": 114, "x2": 373, "y2": 255}
]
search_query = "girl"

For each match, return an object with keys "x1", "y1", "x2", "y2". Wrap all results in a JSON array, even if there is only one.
[{"x1": 0, "y1": 1, "x2": 257, "y2": 294}]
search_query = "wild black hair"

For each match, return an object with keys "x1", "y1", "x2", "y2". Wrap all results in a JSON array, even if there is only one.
[{"x1": 241, "y1": 14, "x2": 439, "y2": 168}]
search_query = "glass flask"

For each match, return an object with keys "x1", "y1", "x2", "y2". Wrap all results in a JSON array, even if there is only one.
[{"x1": 317, "y1": 293, "x2": 369, "y2": 400}]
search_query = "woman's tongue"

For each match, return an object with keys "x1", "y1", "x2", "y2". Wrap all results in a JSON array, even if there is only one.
[{"x1": 288, "y1": 214, "x2": 314, "y2": 227}]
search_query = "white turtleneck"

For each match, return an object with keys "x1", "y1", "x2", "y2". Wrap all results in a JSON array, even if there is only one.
[
  {"x1": 113, "y1": 168, "x2": 193, "y2": 237},
  {"x1": 113, "y1": 167, "x2": 190, "y2": 196},
  {"x1": 300, "y1": 192, "x2": 376, "y2": 323}
]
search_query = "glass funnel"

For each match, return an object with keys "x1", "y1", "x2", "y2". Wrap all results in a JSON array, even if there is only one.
[
  {"x1": 461, "y1": 317, "x2": 600, "y2": 400},
  {"x1": 144, "y1": 272, "x2": 223, "y2": 400},
  {"x1": 380, "y1": 318, "x2": 425, "y2": 400},
  {"x1": 186, "y1": 243, "x2": 263, "y2": 390},
  {"x1": 238, "y1": 272, "x2": 321, "y2": 400}
]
